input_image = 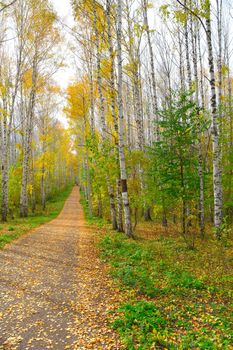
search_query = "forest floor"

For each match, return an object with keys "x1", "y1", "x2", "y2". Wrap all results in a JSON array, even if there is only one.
[
  {"x1": 97, "y1": 221, "x2": 233, "y2": 349},
  {"x1": 0, "y1": 187, "x2": 122, "y2": 350}
]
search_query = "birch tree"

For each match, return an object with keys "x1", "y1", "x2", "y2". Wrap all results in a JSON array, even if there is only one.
[{"x1": 116, "y1": 0, "x2": 133, "y2": 237}]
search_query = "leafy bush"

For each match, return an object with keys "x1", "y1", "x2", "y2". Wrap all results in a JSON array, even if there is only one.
[
  {"x1": 166, "y1": 270, "x2": 205, "y2": 290},
  {"x1": 113, "y1": 301, "x2": 169, "y2": 349}
]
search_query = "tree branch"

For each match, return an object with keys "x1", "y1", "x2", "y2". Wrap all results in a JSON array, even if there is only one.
[
  {"x1": 0, "y1": 0, "x2": 17, "y2": 13},
  {"x1": 175, "y1": 0, "x2": 207, "y2": 33}
]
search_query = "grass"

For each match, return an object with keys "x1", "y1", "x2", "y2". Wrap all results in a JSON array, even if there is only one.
[
  {"x1": 98, "y1": 231, "x2": 233, "y2": 349},
  {"x1": 80, "y1": 191, "x2": 107, "y2": 228},
  {"x1": 0, "y1": 185, "x2": 73, "y2": 249}
]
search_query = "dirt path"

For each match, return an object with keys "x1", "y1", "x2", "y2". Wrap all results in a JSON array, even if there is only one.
[{"x1": 0, "y1": 187, "x2": 120, "y2": 350}]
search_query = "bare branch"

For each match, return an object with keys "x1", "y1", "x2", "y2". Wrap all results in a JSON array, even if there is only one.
[{"x1": 0, "y1": 0, "x2": 17, "y2": 13}]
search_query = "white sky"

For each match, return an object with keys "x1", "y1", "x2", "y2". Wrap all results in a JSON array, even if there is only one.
[
  {"x1": 51, "y1": 0, "x2": 73, "y2": 21},
  {"x1": 50, "y1": 0, "x2": 76, "y2": 126},
  {"x1": 51, "y1": 0, "x2": 76, "y2": 89}
]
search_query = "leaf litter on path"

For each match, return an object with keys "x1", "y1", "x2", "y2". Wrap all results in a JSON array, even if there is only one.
[{"x1": 0, "y1": 187, "x2": 122, "y2": 349}]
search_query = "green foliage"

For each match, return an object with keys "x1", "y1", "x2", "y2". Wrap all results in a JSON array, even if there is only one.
[
  {"x1": 150, "y1": 92, "x2": 200, "y2": 201},
  {"x1": 148, "y1": 91, "x2": 209, "y2": 236},
  {"x1": 166, "y1": 270, "x2": 205, "y2": 290},
  {"x1": 0, "y1": 233, "x2": 18, "y2": 248},
  {"x1": 113, "y1": 298, "x2": 233, "y2": 349},
  {"x1": 101, "y1": 236, "x2": 158, "y2": 296},
  {"x1": 159, "y1": 4, "x2": 170, "y2": 18},
  {"x1": 80, "y1": 190, "x2": 106, "y2": 227},
  {"x1": 8, "y1": 165, "x2": 22, "y2": 211},
  {"x1": 113, "y1": 301, "x2": 169, "y2": 349}
]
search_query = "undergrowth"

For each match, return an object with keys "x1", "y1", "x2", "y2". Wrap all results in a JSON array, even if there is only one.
[{"x1": 99, "y1": 233, "x2": 233, "y2": 349}]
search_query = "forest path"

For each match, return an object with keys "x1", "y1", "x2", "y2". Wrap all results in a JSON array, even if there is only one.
[{"x1": 0, "y1": 187, "x2": 120, "y2": 350}]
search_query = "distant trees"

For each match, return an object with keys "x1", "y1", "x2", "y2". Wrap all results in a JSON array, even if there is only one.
[{"x1": 0, "y1": 0, "x2": 75, "y2": 220}]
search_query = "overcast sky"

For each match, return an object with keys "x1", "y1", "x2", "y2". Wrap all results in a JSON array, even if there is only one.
[
  {"x1": 51, "y1": 0, "x2": 72, "y2": 20},
  {"x1": 49, "y1": 0, "x2": 76, "y2": 126},
  {"x1": 51, "y1": 0, "x2": 75, "y2": 87}
]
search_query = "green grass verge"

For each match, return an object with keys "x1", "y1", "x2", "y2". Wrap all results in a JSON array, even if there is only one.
[
  {"x1": 0, "y1": 185, "x2": 73, "y2": 249},
  {"x1": 99, "y1": 233, "x2": 233, "y2": 349},
  {"x1": 80, "y1": 191, "x2": 107, "y2": 228}
]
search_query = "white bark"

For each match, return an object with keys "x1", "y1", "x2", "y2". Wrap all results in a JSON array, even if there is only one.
[
  {"x1": 117, "y1": 0, "x2": 133, "y2": 237},
  {"x1": 205, "y1": 2, "x2": 223, "y2": 236},
  {"x1": 142, "y1": 0, "x2": 159, "y2": 141},
  {"x1": 191, "y1": 16, "x2": 205, "y2": 237},
  {"x1": 20, "y1": 53, "x2": 38, "y2": 217}
]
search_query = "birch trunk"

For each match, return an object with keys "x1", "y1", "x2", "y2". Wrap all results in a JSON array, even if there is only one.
[
  {"x1": 197, "y1": 25, "x2": 205, "y2": 109},
  {"x1": 178, "y1": 29, "x2": 185, "y2": 91},
  {"x1": 191, "y1": 17, "x2": 205, "y2": 237},
  {"x1": 142, "y1": 0, "x2": 159, "y2": 141},
  {"x1": 205, "y1": 2, "x2": 223, "y2": 237},
  {"x1": 106, "y1": 0, "x2": 118, "y2": 133},
  {"x1": 116, "y1": 178, "x2": 123, "y2": 231},
  {"x1": 93, "y1": 1, "x2": 106, "y2": 139},
  {"x1": 85, "y1": 148, "x2": 92, "y2": 217},
  {"x1": 85, "y1": 57, "x2": 94, "y2": 216},
  {"x1": 126, "y1": 81, "x2": 132, "y2": 151},
  {"x1": 20, "y1": 53, "x2": 38, "y2": 217},
  {"x1": 41, "y1": 166, "x2": 46, "y2": 210},
  {"x1": 106, "y1": 0, "x2": 121, "y2": 230},
  {"x1": 117, "y1": 0, "x2": 133, "y2": 237},
  {"x1": 216, "y1": 0, "x2": 223, "y2": 112},
  {"x1": 126, "y1": 0, "x2": 144, "y2": 150},
  {"x1": 1, "y1": 99, "x2": 8, "y2": 221},
  {"x1": 94, "y1": 0, "x2": 117, "y2": 228},
  {"x1": 184, "y1": 1, "x2": 192, "y2": 91},
  {"x1": 89, "y1": 54, "x2": 95, "y2": 133}
]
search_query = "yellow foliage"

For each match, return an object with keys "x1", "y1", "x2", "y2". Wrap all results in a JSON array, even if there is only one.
[
  {"x1": 26, "y1": 2, "x2": 58, "y2": 43},
  {"x1": 65, "y1": 79, "x2": 90, "y2": 121},
  {"x1": 27, "y1": 184, "x2": 33, "y2": 196},
  {"x1": 0, "y1": 83, "x2": 7, "y2": 97},
  {"x1": 47, "y1": 85, "x2": 61, "y2": 94}
]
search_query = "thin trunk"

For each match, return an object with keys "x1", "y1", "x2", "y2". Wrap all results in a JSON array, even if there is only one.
[
  {"x1": 184, "y1": 1, "x2": 192, "y2": 91},
  {"x1": 107, "y1": 0, "x2": 120, "y2": 230},
  {"x1": 89, "y1": 54, "x2": 95, "y2": 133},
  {"x1": 116, "y1": 178, "x2": 123, "y2": 231},
  {"x1": 93, "y1": 1, "x2": 106, "y2": 139},
  {"x1": 109, "y1": 185, "x2": 117, "y2": 229},
  {"x1": 178, "y1": 29, "x2": 185, "y2": 91},
  {"x1": 191, "y1": 16, "x2": 205, "y2": 238},
  {"x1": 106, "y1": 0, "x2": 118, "y2": 133},
  {"x1": 41, "y1": 167, "x2": 46, "y2": 210},
  {"x1": 126, "y1": 81, "x2": 132, "y2": 151},
  {"x1": 216, "y1": 0, "x2": 223, "y2": 119},
  {"x1": 20, "y1": 53, "x2": 38, "y2": 217},
  {"x1": 1, "y1": 102, "x2": 8, "y2": 221},
  {"x1": 197, "y1": 25, "x2": 205, "y2": 109},
  {"x1": 85, "y1": 149, "x2": 92, "y2": 217},
  {"x1": 97, "y1": 194, "x2": 103, "y2": 217},
  {"x1": 143, "y1": 0, "x2": 159, "y2": 141}
]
